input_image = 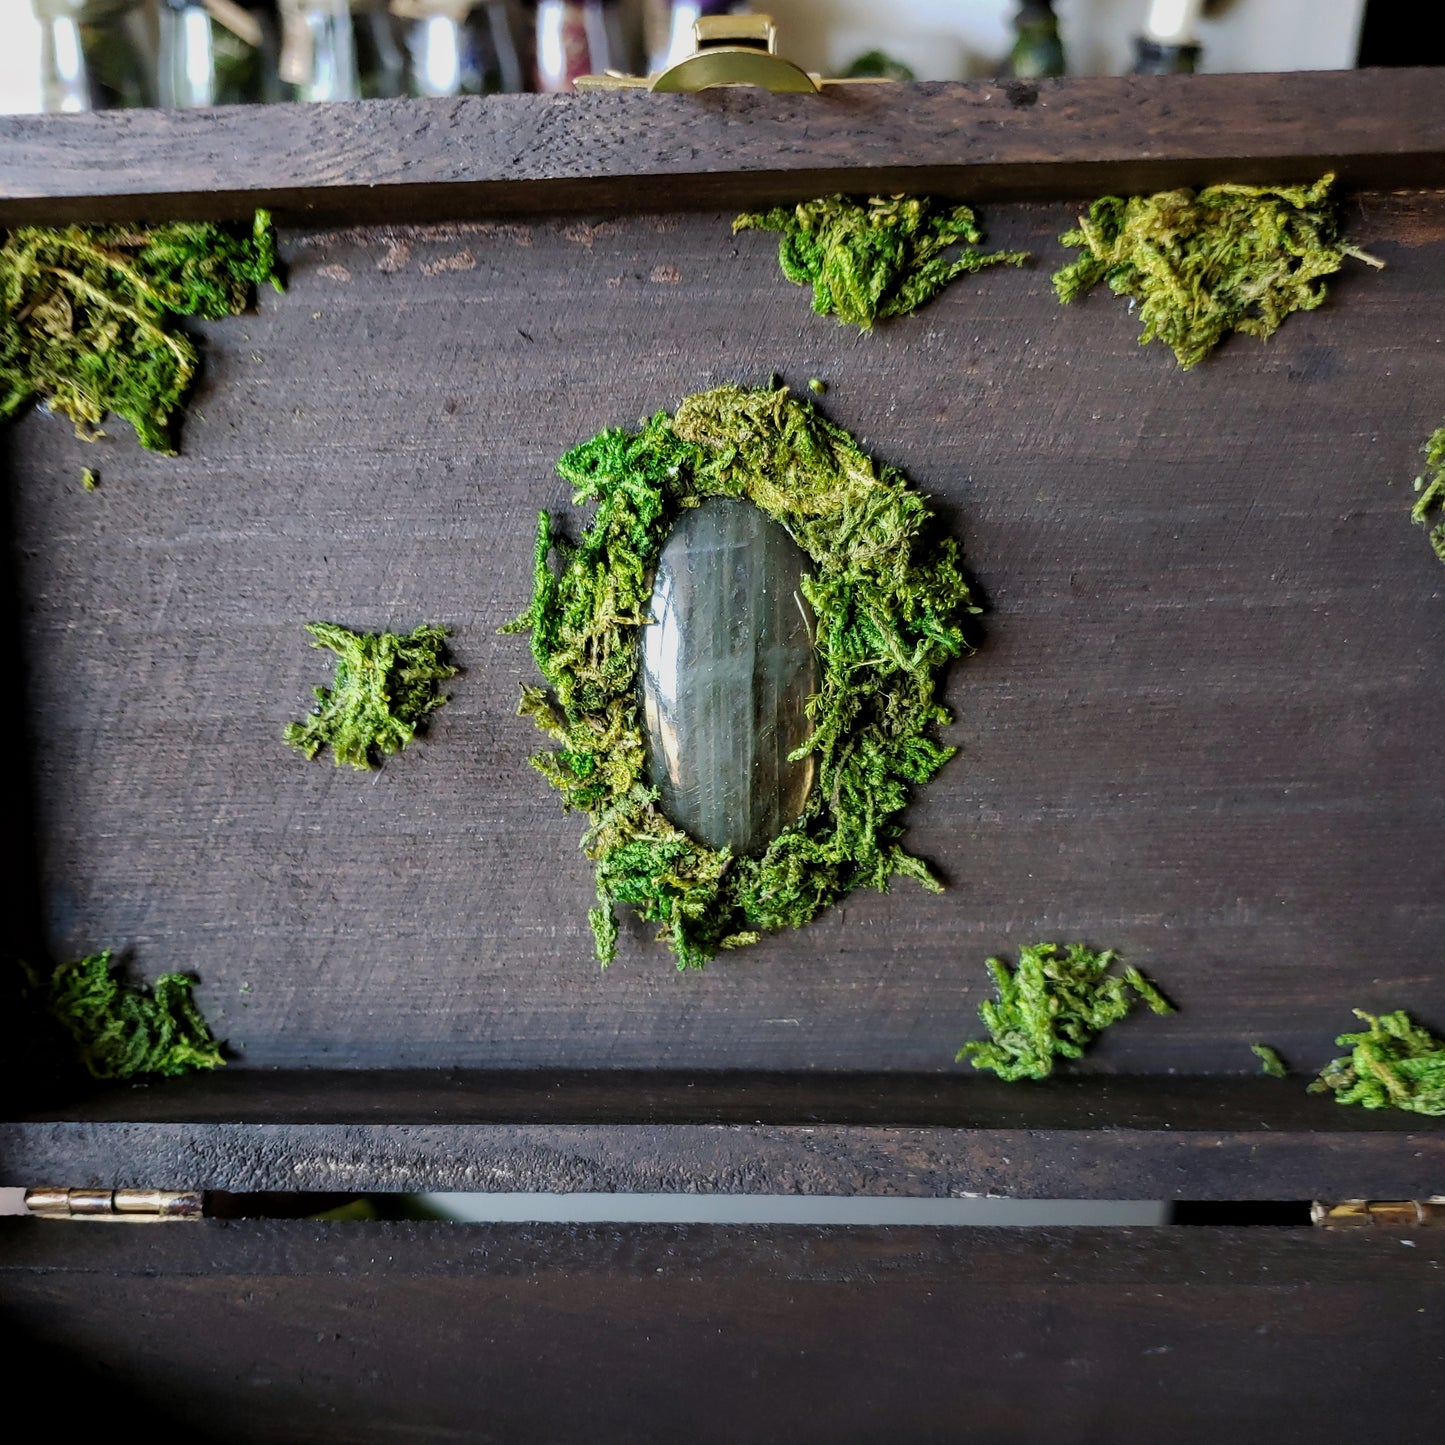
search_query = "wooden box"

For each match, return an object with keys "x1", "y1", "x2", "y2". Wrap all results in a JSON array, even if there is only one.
[{"x1": 2, "y1": 71, "x2": 1443, "y2": 1441}]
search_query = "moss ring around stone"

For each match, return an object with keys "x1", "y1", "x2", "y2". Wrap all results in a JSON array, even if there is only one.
[{"x1": 503, "y1": 382, "x2": 981, "y2": 970}]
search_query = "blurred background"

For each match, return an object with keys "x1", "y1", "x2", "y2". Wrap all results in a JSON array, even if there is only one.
[{"x1": 0, "y1": 0, "x2": 1434, "y2": 117}]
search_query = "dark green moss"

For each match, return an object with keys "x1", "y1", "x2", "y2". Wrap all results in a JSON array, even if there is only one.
[
  {"x1": 1411, "y1": 424, "x2": 1445, "y2": 565},
  {"x1": 285, "y1": 621, "x2": 458, "y2": 771},
  {"x1": 841, "y1": 49, "x2": 916, "y2": 81},
  {"x1": 956, "y1": 942, "x2": 1174, "y2": 1081},
  {"x1": 1053, "y1": 174, "x2": 1382, "y2": 368},
  {"x1": 505, "y1": 383, "x2": 979, "y2": 970},
  {"x1": 1, "y1": 209, "x2": 281, "y2": 454},
  {"x1": 21, "y1": 950, "x2": 224, "y2": 1080},
  {"x1": 734, "y1": 195, "x2": 1028, "y2": 331},
  {"x1": 1308, "y1": 1009, "x2": 1445, "y2": 1115}
]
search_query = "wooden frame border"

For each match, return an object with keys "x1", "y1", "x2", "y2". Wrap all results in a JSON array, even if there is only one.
[
  {"x1": 2, "y1": 72, "x2": 1444, "y2": 226},
  {"x1": 3, "y1": 72, "x2": 1443, "y2": 1199}
]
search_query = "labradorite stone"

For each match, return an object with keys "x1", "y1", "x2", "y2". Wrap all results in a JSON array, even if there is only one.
[{"x1": 639, "y1": 497, "x2": 818, "y2": 855}]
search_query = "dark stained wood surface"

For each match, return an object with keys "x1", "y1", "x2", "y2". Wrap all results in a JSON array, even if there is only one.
[
  {"x1": 5, "y1": 188, "x2": 1444, "y2": 1090},
  {"x1": 7, "y1": 1084, "x2": 1445, "y2": 1198},
  {"x1": 1, "y1": 72, "x2": 1444, "y2": 227},
  {"x1": 4, "y1": 1073, "x2": 1444, "y2": 1197},
  {"x1": 4, "y1": 1219, "x2": 1443, "y2": 1442}
]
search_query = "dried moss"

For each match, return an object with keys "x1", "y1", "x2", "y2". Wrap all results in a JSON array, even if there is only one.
[
  {"x1": 1252, "y1": 1043, "x2": 1288, "y2": 1078},
  {"x1": 21, "y1": 951, "x2": 224, "y2": 1080},
  {"x1": 285, "y1": 621, "x2": 458, "y2": 771},
  {"x1": 1411, "y1": 424, "x2": 1445, "y2": 565},
  {"x1": 956, "y1": 942, "x2": 1174, "y2": 1081},
  {"x1": 1052, "y1": 174, "x2": 1382, "y2": 369},
  {"x1": 0, "y1": 209, "x2": 281, "y2": 454},
  {"x1": 504, "y1": 383, "x2": 979, "y2": 970},
  {"x1": 734, "y1": 195, "x2": 1028, "y2": 331},
  {"x1": 1308, "y1": 1009, "x2": 1445, "y2": 1116}
]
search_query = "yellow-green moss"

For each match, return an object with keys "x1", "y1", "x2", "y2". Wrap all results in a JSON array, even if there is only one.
[
  {"x1": 1252, "y1": 1043, "x2": 1288, "y2": 1078},
  {"x1": 956, "y1": 942, "x2": 1174, "y2": 1081},
  {"x1": 1053, "y1": 174, "x2": 1382, "y2": 368},
  {"x1": 1411, "y1": 424, "x2": 1445, "y2": 565},
  {"x1": 1309, "y1": 1010, "x2": 1445, "y2": 1115},
  {"x1": 1, "y1": 209, "x2": 281, "y2": 453},
  {"x1": 285, "y1": 621, "x2": 458, "y2": 771}
]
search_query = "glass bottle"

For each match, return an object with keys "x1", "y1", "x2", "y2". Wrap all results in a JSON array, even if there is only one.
[
  {"x1": 278, "y1": 0, "x2": 405, "y2": 101},
  {"x1": 394, "y1": 0, "x2": 524, "y2": 96},
  {"x1": 158, "y1": 0, "x2": 277, "y2": 107},
  {"x1": 278, "y1": 0, "x2": 360, "y2": 99},
  {"x1": 1133, "y1": 0, "x2": 1203, "y2": 73},
  {"x1": 533, "y1": 0, "x2": 625, "y2": 93},
  {"x1": 32, "y1": 0, "x2": 154, "y2": 112},
  {"x1": 483, "y1": 2, "x2": 525, "y2": 93},
  {"x1": 1132, "y1": 36, "x2": 1201, "y2": 74},
  {"x1": 354, "y1": 1, "x2": 407, "y2": 96},
  {"x1": 1007, "y1": 0, "x2": 1065, "y2": 79}
]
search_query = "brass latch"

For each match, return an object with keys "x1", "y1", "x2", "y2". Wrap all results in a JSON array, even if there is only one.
[
  {"x1": 574, "y1": 14, "x2": 891, "y2": 95},
  {"x1": 1312, "y1": 1198, "x2": 1445, "y2": 1229},
  {"x1": 24, "y1": 1187, "x2": 204, "y2": 1222}
]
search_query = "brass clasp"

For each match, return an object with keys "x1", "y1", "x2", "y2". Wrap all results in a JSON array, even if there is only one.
[{"x1": 574, "y1": 14, "x2": 891, "y2": 95}]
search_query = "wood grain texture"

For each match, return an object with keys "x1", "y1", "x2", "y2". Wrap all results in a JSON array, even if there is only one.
[
  {"x1": 4, "y1": 190, "x2": 1444, "y2": 1091},
  {"x1": 5, "y1": 1074, "x2": 1444, "y2": 1197},
  {"x1": 1, "y1": 71, "x2": 1444, "y2": 226},
  {"x1": 4, "y1": 1220, "x2": 1444, "y2": 1442}
]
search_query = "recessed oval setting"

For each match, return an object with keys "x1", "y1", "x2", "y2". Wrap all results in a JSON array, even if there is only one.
[{"x1": 639, "y1": 496, "x2": 818, "y2": 855}]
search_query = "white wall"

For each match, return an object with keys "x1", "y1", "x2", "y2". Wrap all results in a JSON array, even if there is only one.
[
  {"x1": 0, "y1": 2, "x2": 43, "y2": 114},
  {"x1": 766, "y1": 0, "x2": 1367, "y2": 80}
]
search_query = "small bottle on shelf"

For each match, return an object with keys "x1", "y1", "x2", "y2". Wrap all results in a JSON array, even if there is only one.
[
  {"x1": 1133, "y1": 0, "x2": 1203, "y2": 74},
  {"x1": 278, "y1": 0, "x2": 361, "y2": 99},
  {"x1": 278, "y1": 0, "x2": 405, "y2": 101},
  {"x1": 392, "y1": 0, "x2": 524, "y2": 96},
  {"x1": 532, "y1": 0, "x2": 626, "y2": 93},
  {"x1": 157, "y1": 0, "x2": 277, "y2": 107},
  {"x1": 31, "y1": 0, "x2": 154, "y2": 112},
  {"x1": 1007, "y1": 0, "x2": 1065, "y2": 80},
  {"x1": 354, "y1": 0, "x2": 408, "y2": 96}
]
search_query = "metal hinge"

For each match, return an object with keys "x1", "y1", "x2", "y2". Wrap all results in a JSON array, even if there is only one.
[
  {"x1": 1312, "y1": 1198, "x2": 1445, "y2": 1229},
  {"x1": 24, "y1": 1187, "x2": 204, "y2": 1222},
  {"x1": 574, "y1": 14, "x2": 892, "y2": 95}
]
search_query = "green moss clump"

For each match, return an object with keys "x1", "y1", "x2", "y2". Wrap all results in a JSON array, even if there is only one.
[
  {"x1": 22, "y1": 951, "x2": 224, "y2": 1080},
  {"x1": 285, "y1": 621, "x2": 458, "y2": 771},
  {"x1": 733, "y1": 195, "x2": 1028, "y2": 331},
  {"x1": 1411, "y1": 424, "x2": 1445, "y2": 565},
  {"x1": 1052, "y1": 174, "x2": 1382, "y2": 369},
  {"x1": 956, "y1": 942, "x2": 1174, "y2": 1081},
  {"x1": 1, "y1": 209, "x2": 281, "y2": 454},
  {"x1": 1308, "y1": 1009, "x2": 1445, "y2": 1116},
  {"x1": 841, "y1": 49, "x2": 916, "y2": 81},
  {"x1": 505, "y1": 382, "x2": 978, "y2": 970},
  {"x1": 1251, "y1": 1043, "x2": 1288, "y2": 1078}
]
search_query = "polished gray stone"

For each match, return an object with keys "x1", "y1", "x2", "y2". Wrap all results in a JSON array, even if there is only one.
[{"x1": 639, "y1": 497, "x2": 818, "y2": 855}]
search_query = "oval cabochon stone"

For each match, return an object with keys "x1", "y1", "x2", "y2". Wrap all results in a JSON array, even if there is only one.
[{"x1": 638, "y1": 496, "x2": 818, "y2": 855}]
